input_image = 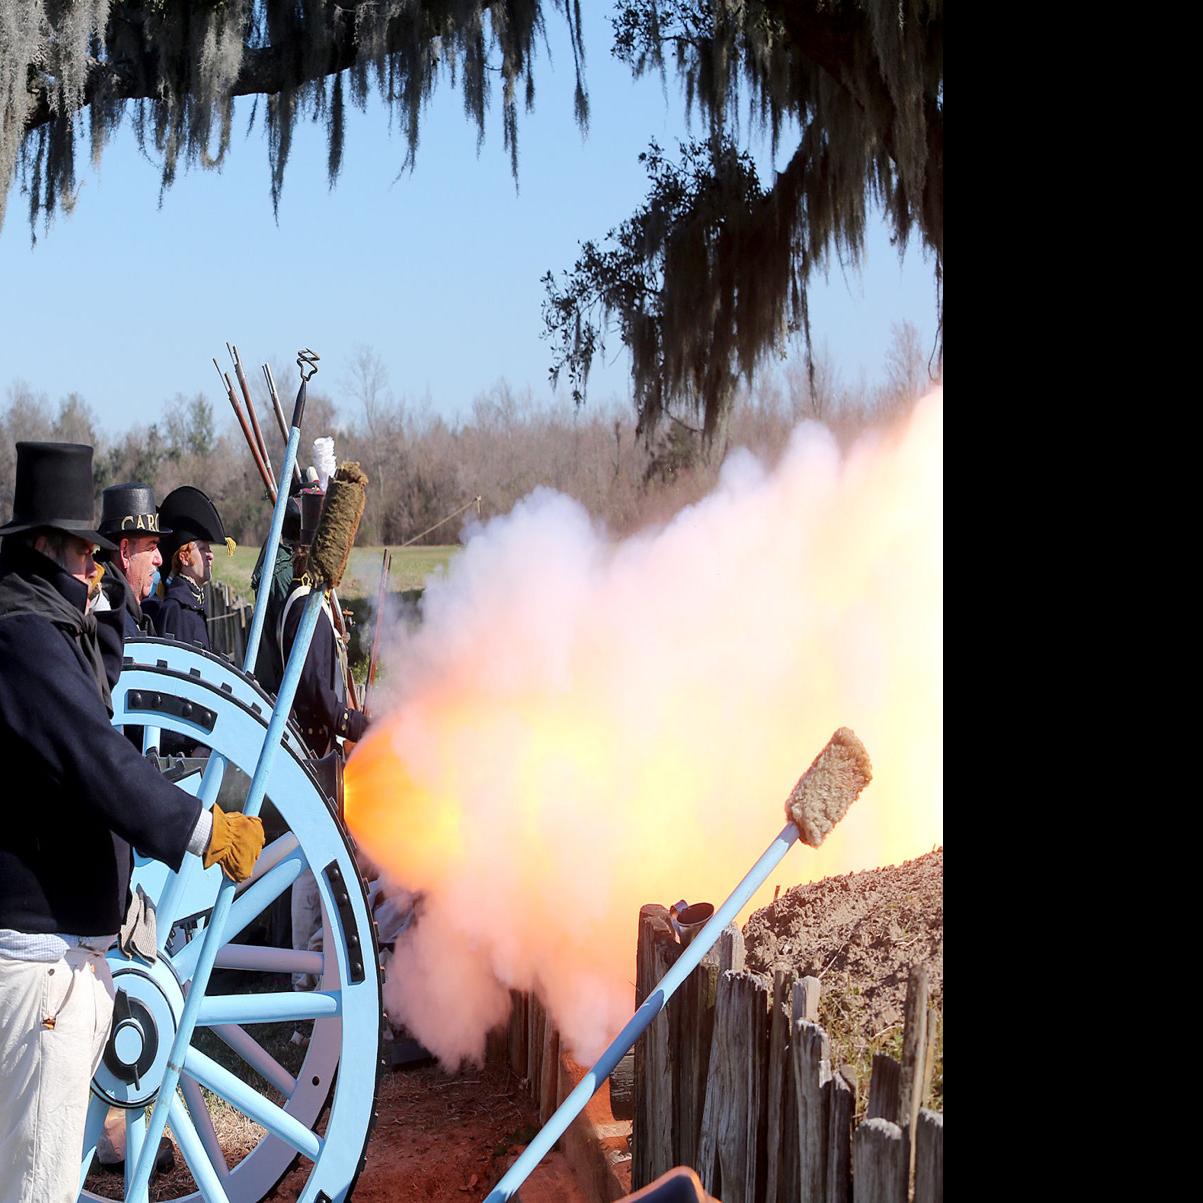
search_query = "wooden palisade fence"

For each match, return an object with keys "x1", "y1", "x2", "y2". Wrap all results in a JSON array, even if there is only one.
[
  {"x1": 489, "y1": 904, "x2": 941, "y2": 1203},
  {"x1": 203, "y1": 580, "x2": 253, "y2": 662},
  {"x1": 629, "y1": 903, "x2": 942, "y2": 1203}
]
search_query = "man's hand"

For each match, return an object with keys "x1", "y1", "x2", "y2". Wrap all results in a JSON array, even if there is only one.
[{"x1": 203, "y1": 805, "x2": 266, "y2": 882}]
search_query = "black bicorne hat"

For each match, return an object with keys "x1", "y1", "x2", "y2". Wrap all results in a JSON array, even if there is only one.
[
  {"x1": 158, "y1": 486, "x2": 228, "y2": 563},
  {"x1": 99, "y1": 483, "x2": 172, "y2": 538},
  {"x1": 0, "y1": 442, "x2": 116, "y2": 550}
]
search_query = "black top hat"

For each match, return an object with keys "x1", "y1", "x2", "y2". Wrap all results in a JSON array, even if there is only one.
[
  {"x1": 99, "y1": 483, "x2": 172, "y2": 539},
  {"x1": 158, "y1": 486, "x2": 228, "y2": 564},
  {"x1": 297, "y1": 490, "x2": 325, "y2": 546},
  {"x1": 0, "y1": 442, "x2": 116, "y2": 551},
  {"x1": 282, "y1": 496, "x2": 302, "y2": 543}
]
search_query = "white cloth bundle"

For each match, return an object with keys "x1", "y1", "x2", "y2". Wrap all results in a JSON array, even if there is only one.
[{"x1": 313, "y1": 437, "x2": 337, "y2": 491}]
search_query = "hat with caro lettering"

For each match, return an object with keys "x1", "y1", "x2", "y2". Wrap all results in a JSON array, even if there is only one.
[
  {"x1": 98, "y1": 483, "x2": 173, "y2": 538},
  {"x1": 0, "y1": 442, "x2": 116, "y2": 550}
]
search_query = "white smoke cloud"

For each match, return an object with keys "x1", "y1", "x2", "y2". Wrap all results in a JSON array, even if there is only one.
[{"x1": 353, "y1": 389, "x2": 943, "y2": 1068}]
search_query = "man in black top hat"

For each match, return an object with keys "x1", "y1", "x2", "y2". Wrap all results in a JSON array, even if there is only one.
[
  {"x1": 144, "y1": 485, "x2": 230, "y2": 651},
  {"x1": 0, "y1": 443, "x2": 265, "y2": 1202},
  {"x1": 94, "y1": 482, "x2": 170, "y2": 639}
]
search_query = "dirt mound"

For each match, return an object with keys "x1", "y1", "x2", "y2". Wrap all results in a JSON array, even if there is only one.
[{"x1": 744, "y1": 848, "x2": 943, "y2": 1104}]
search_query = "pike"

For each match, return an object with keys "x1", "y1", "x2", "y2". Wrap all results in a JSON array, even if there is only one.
[
  {"x1": 228, "y1": 343, "x2": 277, "y2": 497},
  {"x1": 214, "y1": 357, "x2": 275, "y2": 499},
  {"x1": 482, "y1": 727, "x2": 874, "y2": 1203},
  {"x1": 126, "y1": 355, "x2": 355, "y2": 1200}
]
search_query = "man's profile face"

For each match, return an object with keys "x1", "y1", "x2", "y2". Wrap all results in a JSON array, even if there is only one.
[
  {"x1": 120, "y1": 535, "x2": 163, "y2": 600},
  {"x1": 179, "y1": 539, "x2": 214, "y2": 587},
  {"x1": 35, "y1": 533, "x2": 96, "y2": 584}
]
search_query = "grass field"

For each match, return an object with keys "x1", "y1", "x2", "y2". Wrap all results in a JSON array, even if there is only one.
[{"x1": 211, "y1": 544, "x2": 460, "y2": 599}]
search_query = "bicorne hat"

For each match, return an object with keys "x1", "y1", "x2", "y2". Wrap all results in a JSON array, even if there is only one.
[
  {"x1": 158, "y1": 486, "x2": 228, "y2": 564},
  {"x1": 0, "y1": 442, "x2": 116, "y2": 551},
  {"x1": 99, "y1": 483, "x2": 172, "y2": 539}
]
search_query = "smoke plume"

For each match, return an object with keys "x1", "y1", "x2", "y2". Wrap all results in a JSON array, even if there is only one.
[{"x1": 346, "y1": 388, "x2": 943, "y2": 1068}]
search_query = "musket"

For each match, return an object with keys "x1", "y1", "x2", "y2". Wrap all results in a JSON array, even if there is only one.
[
  {"x1": 363, "y1": 547, "x2": 392, "y2": 715},
  {"x1": 229, "y1": 343, "x2": 277, "y2": 497},
  {"x1": 213, "y1": 357, "x2": 275, "y2": 499}
]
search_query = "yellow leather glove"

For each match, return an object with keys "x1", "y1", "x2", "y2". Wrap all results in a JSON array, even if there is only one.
[{"x1": 203, "y1": 805, "x2": 266, "y2": 883}]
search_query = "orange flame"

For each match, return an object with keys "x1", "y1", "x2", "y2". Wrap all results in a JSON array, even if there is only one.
[{"x1": 346, "y1": 388, "x2": 943, "y2": 1067}]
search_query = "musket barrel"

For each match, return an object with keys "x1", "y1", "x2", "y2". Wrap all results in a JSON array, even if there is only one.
[
  {"x1": 230, "y1": 344, "x2": 276, "y2": 496},
  {"x1": 215, "y1": 358, "x2": 275, "y2": 500}
]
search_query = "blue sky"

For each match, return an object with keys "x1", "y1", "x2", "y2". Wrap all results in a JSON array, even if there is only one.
[{"x1": 0, "y1": 5, "x2": 939, "y2": 433}]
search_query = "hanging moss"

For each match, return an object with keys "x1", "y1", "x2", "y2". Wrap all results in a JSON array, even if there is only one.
[
  {"x1": 4, "y1": 0, "x2": 587, "y2": 232},
  {"x1": 549, "y1": 0, "x2": 943, "y2": 445}
]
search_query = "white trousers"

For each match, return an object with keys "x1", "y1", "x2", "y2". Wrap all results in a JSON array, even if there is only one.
[
  {"x1": 0, "y1": 948, "x2": 115, "y2": 1203},
  {"x1": 290, "y1": 871, "x2": 324, "y2": 991}
]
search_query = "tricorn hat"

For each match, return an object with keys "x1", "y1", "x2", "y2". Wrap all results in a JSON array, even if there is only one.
[
  {"x1": 158, "y1": 486, "x2": 228, "y2": 564},
  {"x1": 0, "y1": 442, "x2": 116, "y2": 550},
  {"x1": 99, "y1": 482, "x2": 172, "y2": 539}
]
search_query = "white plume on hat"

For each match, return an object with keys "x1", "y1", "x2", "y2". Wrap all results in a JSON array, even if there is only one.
[{"x1": 313, "y1": 437, "x2": 337, "y2": 492}]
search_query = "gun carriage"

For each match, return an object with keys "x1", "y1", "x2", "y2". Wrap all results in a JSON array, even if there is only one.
[{"x1": 79, "y1": 354, "x2": 384, "y2": 1203}]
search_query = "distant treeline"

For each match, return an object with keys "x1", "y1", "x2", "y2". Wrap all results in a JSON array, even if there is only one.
[{"x1": 0, "y1": 326, "x2": 932, "y2": 548}]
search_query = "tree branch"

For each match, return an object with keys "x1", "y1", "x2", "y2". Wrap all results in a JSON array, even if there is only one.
[{"x1": 21, "y1": 0, "x2": 468, "y2": 134}]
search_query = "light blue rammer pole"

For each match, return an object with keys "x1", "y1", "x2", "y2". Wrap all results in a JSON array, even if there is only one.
[
  {"x1": 154, "y1": 377, "x2": 308, "y2": 939},
  {"x1": 128, "y1": 587, "x2": 327, "y2": 1202},
  {"x1": 482, "y1": 820, "x2": 802, "y2": 1203}
]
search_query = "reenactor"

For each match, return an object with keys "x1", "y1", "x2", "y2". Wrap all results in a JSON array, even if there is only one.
[
  {"x1": 251, "y1": 493, "x2": 301, "y2": 694},
  {"x1": 143, "y1": 485, "x2": 232, "y2": 650},
  {"x1": 279, "y1": 489, "x2": 371, "y2": 1003},
  {"x1": 278, "y1": 488, "x2": 369, "y2": 755},
  {"x1": 0, "y1": 442, "x2": 265, "y2": 1202},
  {"x1": 93, "y1": 482, "x2": 169, "y2": 637}
]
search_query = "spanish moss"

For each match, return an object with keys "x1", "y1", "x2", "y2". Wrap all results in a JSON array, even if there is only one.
[
  {"x1": 546, "y1": 0, "x2": 943, "y2": 445},
  {"x1": 3, "y1": 0, "x2": 589, "y2": 232}
]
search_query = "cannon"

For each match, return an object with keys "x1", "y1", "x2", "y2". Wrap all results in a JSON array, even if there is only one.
[
  {"x1": 78, "y1": 352, "x2": 385, "y2": 1202},
  {"x1": 80, "y1": 636, "x2": 383, "y2": 1202}
]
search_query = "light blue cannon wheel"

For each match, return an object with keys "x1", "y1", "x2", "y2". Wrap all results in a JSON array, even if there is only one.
[{"x1": 81, "y1": 637, "x2": 384, "y2": 1203}]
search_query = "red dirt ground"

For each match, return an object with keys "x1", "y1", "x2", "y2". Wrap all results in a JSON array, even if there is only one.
[{"x1": 265, "y1": 1062, "x2": 588, "y2": 1203}]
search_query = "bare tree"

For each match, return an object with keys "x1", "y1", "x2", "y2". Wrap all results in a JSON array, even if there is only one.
[{"x1": 880, "y1": 320, "x2": 930, "y2": 413}]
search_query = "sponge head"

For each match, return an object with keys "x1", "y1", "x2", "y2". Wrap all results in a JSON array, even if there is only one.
[
  {"x1": 309, "y1": 462, "x2": 368, "y2": 590},
  {"x1": 784, "y1": 727, "x2": 872, "y2": 847}
]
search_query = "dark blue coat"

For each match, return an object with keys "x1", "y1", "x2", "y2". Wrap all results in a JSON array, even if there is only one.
[
  {"x1": 0, "y1": 546, "x2": 203, "y2": 936},
  {"x1": 281, "y1": 588, "x2": 368, "y2": 756},
  {"x1": 144, "y1": 576, "x2": 210, "y2": 649}
]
